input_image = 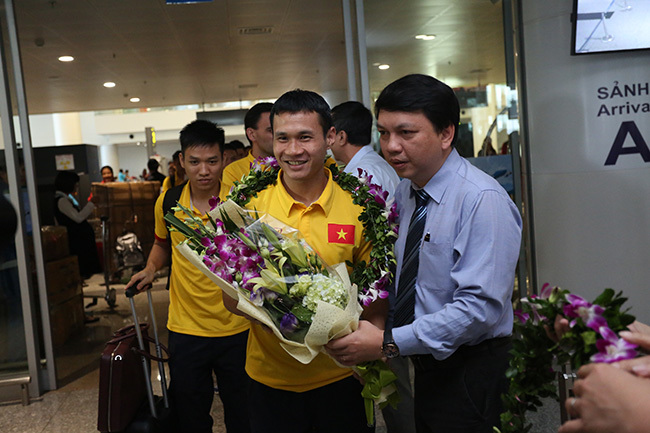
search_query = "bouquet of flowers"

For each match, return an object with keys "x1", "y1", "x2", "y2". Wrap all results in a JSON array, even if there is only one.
[
  {"x1": 497, "y1": 283, "x2": 637, "y2": 433},
  {"x1": 165, "y1": 197, "x2": 398, "y2": 424}
]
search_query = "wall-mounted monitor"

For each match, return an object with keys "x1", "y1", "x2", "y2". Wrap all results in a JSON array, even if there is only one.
[{"x1": 571, "y1": 0, "x2": 650, "y2": 55}]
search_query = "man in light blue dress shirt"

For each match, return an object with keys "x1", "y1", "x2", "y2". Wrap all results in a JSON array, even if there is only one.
[
  {"x1": 326, "y1": 74, "x2": 522, "y2": 432},
  {"x1": 331, "y1": 100, "x2": 413, "y2": 433},
  {"x1": 330, "y1": 101, "x2": 400, "y2": 198}
]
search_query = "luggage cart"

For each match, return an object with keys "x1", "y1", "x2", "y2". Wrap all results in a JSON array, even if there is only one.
[{"x1": 85, "y1": 216, "x2": 117, "y2": 309}]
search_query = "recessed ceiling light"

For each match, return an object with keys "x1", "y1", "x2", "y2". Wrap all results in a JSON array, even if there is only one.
[
  {"x1": 415, "y1": 34, "x2": 436, "y2": 40},
  {"x1": 378, "y1": 64, "x2": 390, "y2": 70},
  {"x1": 103, "y1": 82, "x2": 116, "y2": 88},
  {"x1": 130, "y1": 97, "x2": 140, "y2": 103},
  {"x1": 58, "y1": 55, "x2": 74, "y2": 62}
]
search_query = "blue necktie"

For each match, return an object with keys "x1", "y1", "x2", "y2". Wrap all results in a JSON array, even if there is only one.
[{"x1": 393, "y1": 188, "x2": 430, "y2": 327}]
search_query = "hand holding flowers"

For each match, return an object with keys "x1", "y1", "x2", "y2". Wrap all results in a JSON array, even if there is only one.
[{"x1": 498, "y1": 284, "x2": 637, "y2": 433}]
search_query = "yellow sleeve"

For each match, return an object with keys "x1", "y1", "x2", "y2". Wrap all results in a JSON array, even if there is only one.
[
  {"x1": 153, "y1": 193, "x2": 168, "y2": 241},
  {"x1": 161, "y1": 176, "x2": 171, "y2": 193}
]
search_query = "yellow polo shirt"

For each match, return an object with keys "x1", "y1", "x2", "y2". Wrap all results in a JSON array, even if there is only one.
[
  {"x1": 161, "y1": 173, "x2": 186, "y2": 193},
  {"x1": 222, "y1": 153, "x2": 256, "y2": 194},
  {"x1": 243, "y1": 168, "x2": 371, "y2": 392},
  {"x1": 154, "y1": 182, "x2": 249, "y2": 337}
]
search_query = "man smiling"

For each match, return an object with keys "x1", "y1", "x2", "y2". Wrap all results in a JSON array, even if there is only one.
[{"x1": 224, "y1": 89, "x2": 387, "y2": 432}]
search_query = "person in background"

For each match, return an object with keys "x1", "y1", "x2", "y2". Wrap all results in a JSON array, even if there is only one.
[
  {"x1": 162, "y1": 150, "x2": 187, "y2": 192},
  {"x1": 221, "y1": 102, "x2": 274, "y2": 191},
  {"x1": 146, "y1": 158, "x2": 166, "y2": 184},
  {"x1": 223, "y1": 89, "x2": 387, "y2": 432},
  {"x1": 330, "y1": 99, "x2": 411, "y2": 432},
  {"x1": 330, "y1": 101, "x2": 400, "y2": 198},
  {"x1": 53, "y1": 170, "x2": 101, "y2": 280},
  {"x1": 326, "y1": 74, "x2": 522, "y2": 433},
  {"x1": 100, "y1": 165, "x2": 115, "y2": 183},
  {"x1": 117, "y1": 169, "x2": 126, "y2": 182},
  {"x1": 222, "y1": 141, "x2": 240, "y2": 168},
  {"x1": 127, "y1": 120, "x2": 250, "y2": 433},
  {"x1": 231, "y1": 139, "x2": 248, "y2": 159}
]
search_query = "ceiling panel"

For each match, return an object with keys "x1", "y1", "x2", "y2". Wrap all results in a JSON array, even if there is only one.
[{"x1": 12, "y1": 0, "x2": 507, "y2": 114}]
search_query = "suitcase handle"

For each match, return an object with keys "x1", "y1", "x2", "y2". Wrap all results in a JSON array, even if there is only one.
[
  {"x1": 106, "y1": 324, "x2": 150, "y2": 345},
  {"x1": 131, "y1": 335, "x2": 170, "y2": 363}
]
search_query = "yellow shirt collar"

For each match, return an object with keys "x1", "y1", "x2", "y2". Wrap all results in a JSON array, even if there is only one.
[{"x1": 275, "y1": 168, "x2": 335, "y2": 218}]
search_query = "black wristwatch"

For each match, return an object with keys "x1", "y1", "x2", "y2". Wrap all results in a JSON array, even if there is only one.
[{"x1": 381, "y1": 329, "x2": 400, "y2": 359}]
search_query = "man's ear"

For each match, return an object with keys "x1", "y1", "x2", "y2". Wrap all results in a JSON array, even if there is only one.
[
  {"x1": 245, "y1": 127, "x2": 255, "y2": 144},
  {"x1": 325, "y1": 126, "x2": 337, "y2": 149},
  {"x1": 440, "y1": 124, "x2": 455, "y2": 150},
  {"x1": 178, "y1": 152, "x2": 185, "y2": 169}
]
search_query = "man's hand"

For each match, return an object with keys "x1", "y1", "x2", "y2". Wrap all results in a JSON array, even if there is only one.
[
  {"x1": 545, "y1": 314, "x2": 571, "y2": 343},
  {"x1": 613, "y1": 330, "x2": 650, "y2": 377},
  {"x1": 325, "y1": 320, "x2": 384, "y2": 366},
  {"x1": 559, "y1": 363, "x2": 650, "y2": 433},
  {"x1": 126, "y1": 267, "x2": 155, "y2": 294}
]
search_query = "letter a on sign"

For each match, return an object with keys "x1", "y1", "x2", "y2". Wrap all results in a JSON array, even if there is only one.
[{"x1": 605, "y1": 121, "x2": 650, "y2": 166}]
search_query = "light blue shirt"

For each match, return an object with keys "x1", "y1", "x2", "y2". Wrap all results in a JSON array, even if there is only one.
[
  {"x1": 392, "y1": 148, "x2": 522, "y2": 360},
  {"x1": 344, "y1": 145, "x2": 400, "y2": 198}
]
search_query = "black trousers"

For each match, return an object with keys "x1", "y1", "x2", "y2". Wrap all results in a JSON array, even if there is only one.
[
  {"x1": 411, "y1": 337, "x2": 512, "y2": 433},
  {"x1": 248, "y1": 375, "x2": 375, "y2": 433},
  {"x1": 168, "y1": 330, "x2": 250, "y2": 433}
]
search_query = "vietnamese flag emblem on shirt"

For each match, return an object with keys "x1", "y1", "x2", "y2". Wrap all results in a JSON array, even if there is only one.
[{"x1": 328, "y1": 224, "x2": 355, "y2": 244}]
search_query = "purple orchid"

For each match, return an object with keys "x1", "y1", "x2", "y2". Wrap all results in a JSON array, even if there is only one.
[
  {"x1": 280, "y1": 313, "x2": 299, "y2": 334},
  {"x1": 590, "y1": 326, "x2": 638, "y2": 363},
  {"x1": 563, "y1": 294, "x2": 607, "y2": 331},
  {"x1": 514, "y1": 309, "x2": 530, "y2": 324},
  {"x1": 208, "y1": 196, "x2": 221, "y2": 211}
]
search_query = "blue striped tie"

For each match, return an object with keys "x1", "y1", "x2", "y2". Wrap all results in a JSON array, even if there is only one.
[{"x1": 394, "y1": 188, "x2": 430, "y2": 327}]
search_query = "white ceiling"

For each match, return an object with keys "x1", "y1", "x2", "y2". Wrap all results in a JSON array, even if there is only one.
[{"x1": 13, "y1": 0, "x2": 506, "y2": 115}]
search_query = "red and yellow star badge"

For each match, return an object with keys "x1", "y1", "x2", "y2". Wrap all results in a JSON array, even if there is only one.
[{"x1": 327, "y1": 224, "x2": 355, "y2": 244}]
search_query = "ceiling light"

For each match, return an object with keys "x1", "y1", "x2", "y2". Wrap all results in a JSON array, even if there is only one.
[
  {"x1": 130, "y1": 97, "x2": 140, "y2": 103},
  {"x1": 415, "y1": 34, "x2": 436, "y2": 40},
  {"x1": 378, "y1": 64, "x2": 390, "y2": 70},
  {"x1": 103, "y1": 82, "x2": 116, "y2": 88},
  {"x1": 58, "y1": 55, "x2": 74, "y2": 62}
]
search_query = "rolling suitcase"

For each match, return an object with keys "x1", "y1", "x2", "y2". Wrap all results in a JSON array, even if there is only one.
[{"x1": 97, "y1": 284, "x2": 172, "y2": 432}]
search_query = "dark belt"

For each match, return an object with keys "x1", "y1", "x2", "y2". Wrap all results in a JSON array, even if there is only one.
[{"x1": 409, "y1": 336, "x2": 512, "y2": 371}]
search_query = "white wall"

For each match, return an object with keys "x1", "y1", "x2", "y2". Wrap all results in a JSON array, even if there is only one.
[{"x1": 522, "y1": 1, "x2": 650, "y2": 322}]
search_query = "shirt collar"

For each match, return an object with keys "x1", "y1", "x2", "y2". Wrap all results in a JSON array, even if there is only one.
[
  {"x1": 412, "y1": 148, "x2": 461, "y2": 204},
  {"x1": 275, "y1": 168, "x2": 335, "y2": 218},
  {"x1": 345, "y1": 145, "x2": 373, "y2": 175}
]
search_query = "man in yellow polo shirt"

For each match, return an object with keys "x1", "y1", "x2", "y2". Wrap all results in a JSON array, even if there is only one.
[
  {"x1": 224, "y1": 90, "x2": 388, "y2": 432},
  {"x1": 128, "y1": 120, "x2": 250, "y2": 433},
  {"x1": 161, "y1": 150, "x2": 187, "y2": 192},
  {"x1": 221, "y1": 102, "x2": 273, "y2": 192}
]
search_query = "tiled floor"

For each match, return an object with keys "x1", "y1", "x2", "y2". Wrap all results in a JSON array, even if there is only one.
[
  {"x1": 0, "y1": 273, "x2": 226, "y2": 433},
  {"x1": 0, "y1": 272, "x2": 389, "y2": 433}
]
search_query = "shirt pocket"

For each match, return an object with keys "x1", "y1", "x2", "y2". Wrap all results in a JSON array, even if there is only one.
[{"x1": 418, "y1": 241, "x2": 455, "y2": 293}]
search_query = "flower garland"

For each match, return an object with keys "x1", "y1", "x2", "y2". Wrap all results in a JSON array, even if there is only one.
[
  {"x1": 226, "y1": 156, "x2": 399, "y2": 306},
  {"x1": 497, "y1": 284, "x2": 637, "y2": 433}
]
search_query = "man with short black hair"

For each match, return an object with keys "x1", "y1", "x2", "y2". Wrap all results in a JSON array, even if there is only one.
[
  {"x1": 327, "y1": 74, "x2": 522, "y2": 433},
  {"x1": 129, "y1": 120, "x2": 250, "y2": 433},
  {"x1": 331, "y1": 101, "x2": 399, "y2": 197},
  {"x1": 223, "y1": 90, "x2": 387, "y2": 432},
  {"x1": 162, "y1": 150, "x2": 186, "y2": 192},
  {"x1": 221, "y1": 102, "x2": 274, "y2": 191}
]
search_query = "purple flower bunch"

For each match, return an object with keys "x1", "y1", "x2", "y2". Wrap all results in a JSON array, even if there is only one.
[
  {"x1": 516, "y1": 283, "x2": 638, "y2": 364},
  {"x1": 501, "y1": 284, "x2": 637, "y2": 433},
  {"x1": 201, "y1": 230, "x2": 264, "y2": 294}
]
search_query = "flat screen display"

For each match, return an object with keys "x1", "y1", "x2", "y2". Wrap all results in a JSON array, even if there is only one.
[{"x1": 571, "y1": 0, "x2": 650, "y2": 54}]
